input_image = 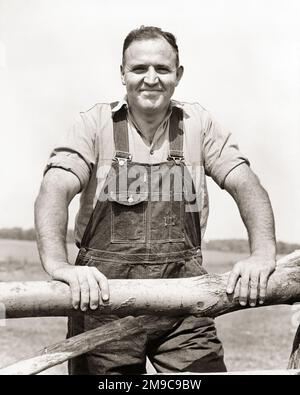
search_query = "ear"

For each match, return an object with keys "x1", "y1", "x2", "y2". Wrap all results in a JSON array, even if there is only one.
[
  {"x1": 120, "y1": 65, "x2": 126, "y2": 86},
  {"x1": 175, "y1": 66, "x2": 184, "y2": 87}
]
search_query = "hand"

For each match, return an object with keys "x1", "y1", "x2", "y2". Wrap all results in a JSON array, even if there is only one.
[
  {"x1": 50, "y1": 263, "x2": 110, "y2": 311},
  {"x1": 226, "y1": 255, "x2": 276, "y2": 306}
]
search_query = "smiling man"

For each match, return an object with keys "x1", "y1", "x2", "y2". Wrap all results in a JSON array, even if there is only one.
[
  {"x1": 35, "y1": 26, "x2": 276, "y2": 374},
  {"x1": 121, "y1": 37, "x2": 183, "y2": 125}
]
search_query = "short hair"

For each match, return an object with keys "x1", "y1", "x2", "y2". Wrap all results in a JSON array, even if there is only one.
[{"x1": 122, "y1": 26, "x2": 180, "y2": 67}]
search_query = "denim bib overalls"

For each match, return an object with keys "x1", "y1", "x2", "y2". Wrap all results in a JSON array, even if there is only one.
[{"x1": 68, "y1": 104, "x2": 226, "y2": 374}]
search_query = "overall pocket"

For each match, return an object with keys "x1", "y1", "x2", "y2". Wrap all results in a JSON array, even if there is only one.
[
  {"x1": 149, "y1": 192, "x2": 185, "y2": 243},
  {"x1": 110, "y1": 192, "x2": 147, "y2": 244}
]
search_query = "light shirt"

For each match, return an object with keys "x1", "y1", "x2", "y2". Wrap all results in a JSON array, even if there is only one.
[{"x1": 45, "y1": 99, "x2": 249, "y2": 245}]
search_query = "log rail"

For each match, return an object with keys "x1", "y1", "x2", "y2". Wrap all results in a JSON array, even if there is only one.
[{"x1": 0, "y1": 250, "x2": 299, "y2": 374}]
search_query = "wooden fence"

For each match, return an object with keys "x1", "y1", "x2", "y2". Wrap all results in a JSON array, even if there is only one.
[{"x1": 0, "y1": 250, "x2": 299, "y2": 375}]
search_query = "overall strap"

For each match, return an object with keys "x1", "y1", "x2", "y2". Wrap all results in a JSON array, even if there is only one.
[
  {"x1": 110, "y1": 102, "x2": 132, "y2": 162},
  {"x1": 80, "y1": 103, "x2": 128, "y2": 249},
  {"x1": 168, "y1": 106, "x2": 184, "y2": 161}
]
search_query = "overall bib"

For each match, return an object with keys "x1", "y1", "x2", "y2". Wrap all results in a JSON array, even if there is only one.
[{"x1": 68, "y1": 105, "x2": 226, "y2": 374}]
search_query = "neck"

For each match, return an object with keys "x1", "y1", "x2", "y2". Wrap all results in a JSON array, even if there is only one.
[{"x1": 129, "y1": 106, "x2": 169, "y2": 144}]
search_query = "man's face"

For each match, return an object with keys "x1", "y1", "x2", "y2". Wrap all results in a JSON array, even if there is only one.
[{"x1": 121, "y1": 38, "x2": 183, "y2": 115}]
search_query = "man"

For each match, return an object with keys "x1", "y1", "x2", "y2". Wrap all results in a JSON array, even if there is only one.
[{"x1": 35, "y1": 26, "x2": 276, "y2": 374}]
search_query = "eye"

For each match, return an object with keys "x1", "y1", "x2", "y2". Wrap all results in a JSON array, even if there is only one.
[
  {"x1": 131, "y1": 66, "x2": 147, "y2": 74},
  {"x1": 156, "y1": 67, "x2": 170, "y2": 74}
]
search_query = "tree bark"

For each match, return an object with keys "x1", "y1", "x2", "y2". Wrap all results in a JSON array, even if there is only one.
[{"x1": 0, "y1": 250, "x2": 299, "y2": 319}]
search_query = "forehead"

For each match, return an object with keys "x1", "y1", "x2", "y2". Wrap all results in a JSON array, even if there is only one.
[{"x1": 123, "y1": 38, "x2": 177, "y2": 66}]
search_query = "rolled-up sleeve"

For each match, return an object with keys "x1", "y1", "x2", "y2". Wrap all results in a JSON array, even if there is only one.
[
  {"x1": 203, "y1": 114, "x2": 250, "y2": 189},
  {"x1": 44, "y1": 110, "x2": 97, "y2": 191}
]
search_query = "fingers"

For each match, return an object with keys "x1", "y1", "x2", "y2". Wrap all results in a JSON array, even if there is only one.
[
  {"x1": 54, "y1": 265, "x2": 110, "y2": 311},
  {"x1": 227, "y1": 265, "x2": 252, "y2": 306},
  {"x1": 227, "y1": 268, "x2": 271, "y2": 307},
  {"x1": 233, "y1": 278, "x2": 241, "y2": 300},
  {"x1": 248, "y1": 273, "x2": 259, "y2": 307},
  {"x1": 93, "y1": 268, "x2": 110, "y2": 302},
  {"x1": 86, "y1": 271, "x2": 100, "y2": 310},
  {"x1": 239, "y1": 271, "x2": 250, "y2": 306},
  {"x1": 68, "y1": 277, "x2": 80, "y2": 310},
  {"x1": 78, "y1": 275, "x2": 90, "y2": 311},
  {"x1": 226, "y1": 266, "x2": 241, "y2": 294},
  {"x1": 241, "y1": 270, "x2": 271, "y2": 306},
  {"x1": 51, "y1": 266, "x2": 82, "y2": 310},
  {"x1": 79, "y1": 267, "x2": 109, "y2": 311},
  {"x1": 258, "y1": 271, "x2": 268, "y2": 305},
  {"x1": 229, "y1": 269, "x2": 258, "y2": 306}
]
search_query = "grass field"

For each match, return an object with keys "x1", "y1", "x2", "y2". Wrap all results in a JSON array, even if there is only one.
[{"x1": 0, "y1": 239, "x2": 297, "y2": 374}]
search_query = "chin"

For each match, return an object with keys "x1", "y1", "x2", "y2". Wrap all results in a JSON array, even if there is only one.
[{"x1": 138, "y1": 98, "x2": 166, "y2": 113}]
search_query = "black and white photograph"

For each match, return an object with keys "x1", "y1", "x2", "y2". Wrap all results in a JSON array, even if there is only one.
[{"x1": 0, "y1": 0, "x2": 299, "y2": 376}]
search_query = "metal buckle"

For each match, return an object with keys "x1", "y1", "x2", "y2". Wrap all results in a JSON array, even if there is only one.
[
  {"x1": 168, "y1": 155, "x2": 184, "y2": 165},
  {"x1": 114, "y1": 154, "x2": 132, "y2": 166}
]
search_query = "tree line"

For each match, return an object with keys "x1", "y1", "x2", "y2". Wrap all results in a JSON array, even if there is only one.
[
  {"x1": 0, "y1": 227, "x2": 74, "y2": 243},
  {"x1": 203, "y1": 239, "x2": 300, "y2": 255}
]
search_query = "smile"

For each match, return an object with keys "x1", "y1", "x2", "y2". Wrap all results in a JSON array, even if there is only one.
[{"x1": 140, "y1": 90, "x2": 162, "y2": 93}]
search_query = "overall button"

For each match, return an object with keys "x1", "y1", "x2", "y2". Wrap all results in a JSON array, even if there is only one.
[
  {"x1": 127, "y1": 196, "x2": 134, "y2": 203},
  {"x1": 119, "y1": 159, "x2": 125, "y2": 166},
  {"x1": 150, "y1": 148, "x2": 154, "y2": 155}
]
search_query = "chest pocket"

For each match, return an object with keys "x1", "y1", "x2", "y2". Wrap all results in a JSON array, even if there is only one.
[
  {"x1": 110, "y1": 192, "x2": 147, "y2": 244},
  {"x1": 148, "y1": 193, "x2": 185, "y2": 243},
  {"x1": 110, "y1": 191, "x2": 186, "y2": 244}
]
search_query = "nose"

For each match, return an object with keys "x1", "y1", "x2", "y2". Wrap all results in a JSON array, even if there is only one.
[{"x1": 144, "y1": 66, "x2": 159, "y2": 85}]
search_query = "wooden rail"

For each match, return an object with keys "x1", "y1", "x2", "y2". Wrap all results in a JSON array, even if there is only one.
[
  {"x1": 0, "y1": 316, "x2": 141, "y2": 375},
  {"x1": 0, "y1": 251, "x2": 299, "y2": 318},
  {"x1": 0, "y1": 250, "x2": 299, "y2": 374}
]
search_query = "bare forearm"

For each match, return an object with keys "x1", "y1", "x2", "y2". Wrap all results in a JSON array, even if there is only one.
[
  {"x1": 34, "y1": 170, "x2": 80, "y2": 275},
  {"x1": 34, "y1": 170, "x2": 109, "y2": 310},
  {"x1": 35, "y1": 193, "x2": 69, "y2": 275},
  {"x1": 224, "y1": 164, "x2": 276, "y2": 305},
  {"x1": 236, "y1": 181, "x2": 275, "y2": 257},
  {"x1": 225, "y1": 165, "x2": 276, "y2": 258}
]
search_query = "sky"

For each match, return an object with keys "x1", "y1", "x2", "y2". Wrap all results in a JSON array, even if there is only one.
[{"x1": 0, "y1": 0, "x2": 299, "y2": 243}]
